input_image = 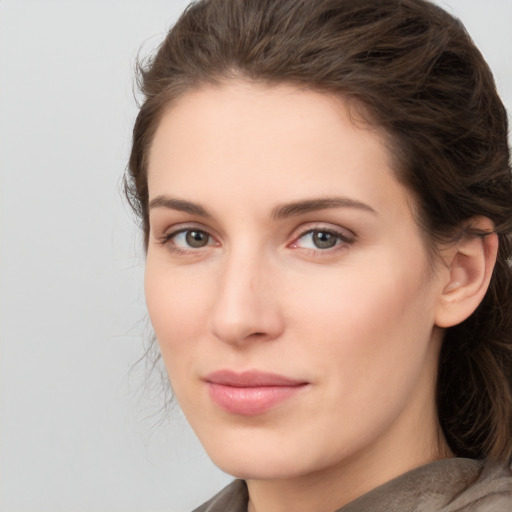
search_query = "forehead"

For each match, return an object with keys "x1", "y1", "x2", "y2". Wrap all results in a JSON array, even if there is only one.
[{"x1": 147, "y1": 81, "x2": 409, "y2": 217}]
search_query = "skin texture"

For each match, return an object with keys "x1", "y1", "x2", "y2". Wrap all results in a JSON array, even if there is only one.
[{"x1": 144, "y1": 81, "x2": 496, "y2": 512}]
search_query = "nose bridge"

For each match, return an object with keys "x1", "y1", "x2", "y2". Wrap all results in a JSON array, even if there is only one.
[{"x1": 209, "y1": 243, "x2": 282, "y2": 345}]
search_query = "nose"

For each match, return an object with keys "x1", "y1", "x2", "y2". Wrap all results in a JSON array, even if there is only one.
[{"x1": 209, "y1": 251, "x2": 285, "y2": 346}]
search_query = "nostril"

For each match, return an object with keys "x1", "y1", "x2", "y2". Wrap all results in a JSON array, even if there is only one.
[{"x1": 246, "y1": 332, "x2": 270, "y2": 340}]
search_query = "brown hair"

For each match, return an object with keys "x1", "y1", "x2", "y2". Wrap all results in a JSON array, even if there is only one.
[{"x1": 126, "y1": 0, "x2": 512, "y2": 462}]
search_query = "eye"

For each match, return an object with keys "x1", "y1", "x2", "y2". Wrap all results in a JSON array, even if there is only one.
[
  {"x1": 178, "y1": 229, "x2": 210, "y2": 248},
  {"x1": 162, "y1": 228, "x2": 217, "y2": 252},
  {"x1": 291, "y1": 228, "x2": 354, "y2": 251}
]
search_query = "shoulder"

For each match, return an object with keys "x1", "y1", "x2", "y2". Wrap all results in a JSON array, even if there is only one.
[
  {"x1": 192, "y1": 480, "x2": 248, "y2": 512},
  {"x1": 441, "y1": 458, "x2": 512, "y2": 512},
  {"x1": 340, "y1": 458, "x2": 512, "y2": 512}
]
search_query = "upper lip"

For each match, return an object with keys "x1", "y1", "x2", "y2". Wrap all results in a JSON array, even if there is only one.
[{"x1": 204, "y1": 370, "x2": 307, "y2": 387}]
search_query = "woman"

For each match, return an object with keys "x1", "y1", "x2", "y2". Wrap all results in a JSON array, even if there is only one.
[{"x1": 126, "y1": 0, "x2": 512, "y2": 510}]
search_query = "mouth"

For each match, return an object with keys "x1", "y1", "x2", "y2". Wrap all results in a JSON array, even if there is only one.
[{"x1": 204, "y1": 370, "x2": 309, "y2": 416}]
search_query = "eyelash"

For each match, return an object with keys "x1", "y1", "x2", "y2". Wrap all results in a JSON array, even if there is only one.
[
  {"x1": 158, "y1": 225, "x2": 355, "y2": 256},
  {"x1": 289, "y1": 227, "x2": 355, "y2": 254},
  {"x1": 158, "y1": 226, "x2": 217, "y2": 255}
]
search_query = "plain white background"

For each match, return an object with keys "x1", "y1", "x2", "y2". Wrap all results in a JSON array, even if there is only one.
[{"x1": 0, "y1": 1, "x2": 510, "y2": 511}]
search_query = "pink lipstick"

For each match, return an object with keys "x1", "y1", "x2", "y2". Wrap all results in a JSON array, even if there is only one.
[{"x1": 204, "y1": 370, "x2": 308, "y2": 415}]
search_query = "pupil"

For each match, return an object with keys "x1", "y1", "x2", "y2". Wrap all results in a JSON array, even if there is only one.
[
  {"x1": 186, "y1": 230, "x2": 208, "y2": 248},
  {"x1": 313, "y1": 231, "x2": 337, "y2": 249}
]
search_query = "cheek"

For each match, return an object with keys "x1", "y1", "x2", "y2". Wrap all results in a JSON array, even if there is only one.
[
  {"x1": 288, "y1": 255, "x2": 436, "y2": 390},
  {"x1": 144, "y1": 258, "x2": 213, "y2": 361},
  {"x1": 144, "y1": 266, "x2": 215, "y2": 407}
]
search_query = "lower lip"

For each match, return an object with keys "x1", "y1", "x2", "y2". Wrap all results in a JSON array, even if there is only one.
[{"x1": 207, "y1": 382, "x2": 307, "y2": 416}]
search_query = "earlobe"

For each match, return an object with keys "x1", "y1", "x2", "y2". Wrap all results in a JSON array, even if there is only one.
[{"x1": 435, "y1": 217, "x2": 498, "y2": 328}]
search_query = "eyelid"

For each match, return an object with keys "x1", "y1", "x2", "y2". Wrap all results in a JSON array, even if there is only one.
[
  {"x1": 157, "y1": 221, "x2": 217, "y2": 239},
  {"x1": 157, "y1": 222, "x2": 220, "y2": 253},
  {"x1": 288, "y1": 223, "x2": 356, "y2": 251}
]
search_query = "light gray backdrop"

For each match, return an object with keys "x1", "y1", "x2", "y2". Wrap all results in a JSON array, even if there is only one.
[{"x1": 0, "y1": 1, "x2": 511, "y2": 511}]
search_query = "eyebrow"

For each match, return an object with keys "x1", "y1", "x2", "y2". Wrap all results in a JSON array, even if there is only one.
[
  {"x1": 270, "y1": 197, "x2": 377, "y2": 220},
  {"x1": 148, "y1": 195, "x2": 377, "y2": 220},
  {"x1": 148, "y1": 196, "x2": 212, "y2": 218}
]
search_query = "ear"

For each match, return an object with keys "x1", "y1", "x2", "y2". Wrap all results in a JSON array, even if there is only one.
[{"x1": 435, "y1": 217, "x2": 498, "y2": 328}]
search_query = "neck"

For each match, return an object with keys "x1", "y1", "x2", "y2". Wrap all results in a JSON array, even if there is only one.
[
  {"x1": 247, "y1": 438, "x2": 451, "y2": 512},
  {"x1": 245, "y1": 393, "x2": 451, "y2": 512}
]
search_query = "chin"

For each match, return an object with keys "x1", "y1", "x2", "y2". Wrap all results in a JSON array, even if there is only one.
[
  {"x1": 197, "y1": 427, "x2": 331, "y2": 481},
  {"x1": 212, "y1": 453, "x2": 307, "y2": 481}
]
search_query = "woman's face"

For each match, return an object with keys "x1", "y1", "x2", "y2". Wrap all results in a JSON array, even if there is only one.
[{"x1": 145, "y1": 82, "x2": 448, "y2": 483}]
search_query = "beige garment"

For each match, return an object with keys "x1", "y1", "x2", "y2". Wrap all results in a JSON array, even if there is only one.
[{"x1": 192, "y1": 458, "x2": 512, "y2": 512}]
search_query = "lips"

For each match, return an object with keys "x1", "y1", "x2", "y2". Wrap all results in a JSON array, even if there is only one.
[{"x1": 204, "y1": 370, "x2": 308, "y2": 416}]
